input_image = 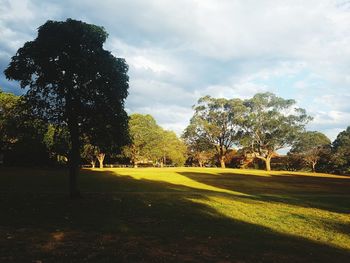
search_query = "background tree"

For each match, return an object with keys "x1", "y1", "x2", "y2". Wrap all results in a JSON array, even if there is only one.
[
  {"x1": 157, "y1": 130, "x2": 187, "y2": 167},
  {"x1": 184, "y1": 96, "x2": 244, "y2": 168},
  {"x1": 96, "y1": 151, "x2": 106, "y2": 169},
  {"x1": 182, "y1": 128, "x2": 215, "y2": 167},
  {"x1": 81, "y1": 143, "x2": 98, "y2": 168},
  {"x1": 0, "y1": 89, "x2": 50, "y2": 166},
  {"x1": 5, "y1": 19, "x2": 129, "y2": 197},
  {"x1": 332, "y1": 126, "x2": 350, "y2": 175},
  {"x1": 240, "y1": 92, "x2": 311, "y2": 171},
  {"x1": 44, "y1": 125, "x2": 70, "y2": 164},
  {"x1": 289, "y1": 131, "x2": 331, "y2": 172},
  {"x1": 124, "y1": 114, "x2": 186, "y2": 167},
  {"x1": 0, "y1": 89, "x2": 20, "y2": 156},
  {"x1": 123, "y1": 114, "x2": 161, "y2": 167}
]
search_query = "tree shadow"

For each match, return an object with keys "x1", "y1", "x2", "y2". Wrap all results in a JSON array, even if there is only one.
[
  {"x1": 0, "y1": 169, "x2": 349, "y2": 262},
  {"x1": 178, "y1": 171, "x2": 350, "y2": 214}
]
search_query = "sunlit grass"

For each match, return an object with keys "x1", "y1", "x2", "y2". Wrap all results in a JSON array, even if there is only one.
[{"x1": 96, "y1": 167, "x2": 350, "y2": 250}]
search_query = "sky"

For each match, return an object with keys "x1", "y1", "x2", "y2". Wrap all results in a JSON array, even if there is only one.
[{"x1": 0, "y1": 0, "x2": 350, "y2": 141}]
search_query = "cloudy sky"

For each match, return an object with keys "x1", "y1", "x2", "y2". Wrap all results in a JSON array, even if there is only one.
[{"x1": 1, "y1": 0, "x2": 350, "y2": 140}]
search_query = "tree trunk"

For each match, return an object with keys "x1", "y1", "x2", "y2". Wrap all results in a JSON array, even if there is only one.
[
  {"x1": 312, "y1": 162, "x2": 316, "y2": 173},
  {"x1": 97, "y1": 153, "x2": 105, "y2": 168},
  {"x1": 219, "y1": 155, "x2": 226, "y2": 168},
  {"x1": 199, "y1": 160, "x2": 203, "y2": 167},
  {"x1": 67, "y1": 116, "x2": 81, "y2": 199},
  {"x1": 66, "y1": 92, "x2": 81, "y2": 199},
  {"x1": 91, "y1": 160, "x2": 95, "y2": 168},
  {"x1": 265, "y1": 156, "x2": 271, "y2": 171}
]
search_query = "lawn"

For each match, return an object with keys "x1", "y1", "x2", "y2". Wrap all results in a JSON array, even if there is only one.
[{"x1": 0, "y1": 167, "x2": 349, "y2": 262}]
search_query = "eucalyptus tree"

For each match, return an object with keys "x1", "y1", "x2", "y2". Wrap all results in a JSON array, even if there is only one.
[
  {"x1": 184, "y1": 96, "x2": 244, "y2": 168},
  {"x1": 182, "y1": 130, "x2": 215, "y2": 167},
  {"x1": 240, "y1": 92, "x2": 311, "y2": 171},
  {"x1": 5, "y1": 19, "x2": 129, "y2": 197},
  {"x1": 289, "y1": 131, "x2": 331, "y2": 172}
]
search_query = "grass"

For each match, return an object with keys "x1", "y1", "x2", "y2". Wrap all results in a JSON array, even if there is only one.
[{"x1": 0, "y1": 167, "x2": 349, "y2": 262}]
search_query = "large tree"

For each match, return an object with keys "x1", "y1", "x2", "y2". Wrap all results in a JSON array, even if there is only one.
[
  {"x1": 289, "y1": 131, "x2": 331, "y2": 172},
  {"x1": 332, "y1": 126, "x2": 350, "y2": 175},
  {"x1": 5, "y1": 19, "x2": 129, "y2": 197},
  {"x1": 240, "y1": 92, "x2": 311, "y2": 171},
  {"x1": 184, "y1": 96, "x2": 244, "y2": 168}
]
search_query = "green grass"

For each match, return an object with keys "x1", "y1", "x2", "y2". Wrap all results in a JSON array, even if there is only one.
[{"x1": 0, "y1": 167, "x2": 349, "y2": 262}]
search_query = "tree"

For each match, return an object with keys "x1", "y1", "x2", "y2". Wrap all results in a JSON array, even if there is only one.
[
  {"x1": 44, "y1": 124, "x2": 71, "y2": 164},
  {"x1": 332, "y1": 126, "x2": 350, "y2": 175},
  {"x1": 123, "y1": 114, "x2": 162, "y2": 167},
  {"x1": 124, "y1": 114, "x2": 186, "y2": 167},
  {"x1": 81, "y1": 143, "x2": 98, "y2": 168},
  {"x1": 184, "y1": 96, "x2": 244, "y2": 168},
  {"x1": 0, "y1": 89, "x2": 50, "y2": 166},
  {"x1": 182, "y1": 128, "x2": 215, "y2": 167},
  {"x1": 5, "y1": 19, "x2": 129, "y2": 197},
  {"x1": 96, "y1": 152, "x2": 106, "y2": 169},
  {"x1": 0, "y1": 89, "x2": 20, "y2": 155},
  {"x1": 157, "y1": 130, "x2": 187, "y2": 167},
  {"x1": 240, "y1": 92, "x2": 311, "y2": 171},
  {"x1": 289, "y1": 131, "x2": 331, "y2": 172}
]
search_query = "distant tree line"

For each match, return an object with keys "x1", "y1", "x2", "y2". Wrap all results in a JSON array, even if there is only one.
[
  {"x1": 1, "y1": 88, "x2": 349, "y2": 175},
  {"x1": 0, "y1": 89, "x2": 186, "y2": 168},
  {"x1": 183, "y1": 93, "x2": 350, "y2": 174}
]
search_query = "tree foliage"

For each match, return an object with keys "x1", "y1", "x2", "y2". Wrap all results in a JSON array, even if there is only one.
[
  {"x1": 4, "y1": 19, "x2": 129, "y2": 197},
  {"x1": 184, "y1": 96, "x2": 244, "y2": 168},
  {"x1": 240, "y1": 92, "x2": 311, "y2": 171},
  {"x1": 332, "y1": 126, "x2": 350, "y2": 175},
  {"x1": 158, "y1": 130, "x2": 187, "y2": 167},
  {"x1": 0, "y1": 89, "x2": 20, "y2": 153},
  {"x1": 289, "y1": 131, "x2": 331, "y2": 172},
  {"x1": 124, "y1": 114, "x2": 186, "y2": 167},
  {"x1": 182, "y1": 126, "x2": 215, "y2": 167},
  {"x1": 0, "y1": 89, "x2": 50, "y2": 166}
]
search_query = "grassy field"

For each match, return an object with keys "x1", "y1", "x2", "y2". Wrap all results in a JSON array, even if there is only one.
[{"x1": 0, "y1": 167, "x2": 349, "y2": 262}]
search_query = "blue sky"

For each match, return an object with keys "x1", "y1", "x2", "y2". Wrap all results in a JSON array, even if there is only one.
[{"x1": 1, "y1": 0, "x2": 350, "y2": 140}]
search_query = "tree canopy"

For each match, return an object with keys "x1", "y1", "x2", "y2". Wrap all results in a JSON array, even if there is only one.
[
  {"x1": 289, "y1": 131, "x2": 331, "y2": 172},
  {"x1": 4, "y1": 19, "x2": 130, "y2": 197},
  {"x1": 240, "y1": 92, "x2": 311, "y2": 171},
  {"x1": 184, "y1": 96, "x2": 244, "y2": 168},
  {"x1": 332, "y1": 126, "x2": 350, "y2": 175},
  {"x1": 123, "y1": 114, "x2": 186, "y2": 167}
]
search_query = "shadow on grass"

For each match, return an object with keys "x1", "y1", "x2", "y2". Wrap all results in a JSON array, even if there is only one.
[
  {"x1": 178, "y1": 171, "x2": 350, "y2": 214},
  {"x1": 0, "y1": 169, "x2": 349, "y2": 262}
]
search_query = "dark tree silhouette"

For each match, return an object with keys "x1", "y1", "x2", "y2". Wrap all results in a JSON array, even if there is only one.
[{"x1": 5, "y1": 19, "x2": 129, "y2": 198}]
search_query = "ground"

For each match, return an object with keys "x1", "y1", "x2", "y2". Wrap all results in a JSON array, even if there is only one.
[{"x1": 0, "y1": 167, "x2": 349, "y2": 262}]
